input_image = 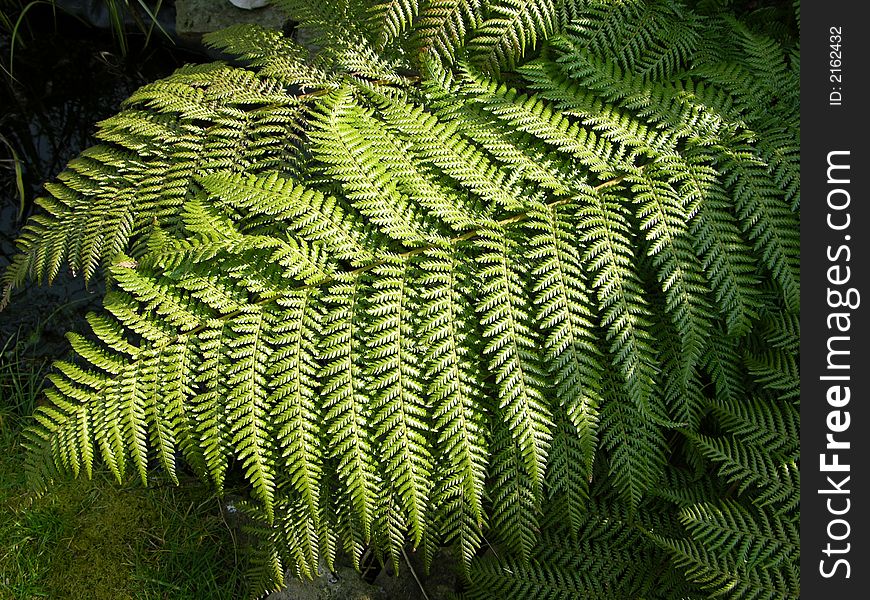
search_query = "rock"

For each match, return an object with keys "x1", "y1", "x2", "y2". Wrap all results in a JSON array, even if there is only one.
[
  {"x1": 264, "y1": 547, "x2": 462, "y2": 600},
  {"x1": 229, "y1": 0, "x2": 271, "y2": 8},
  {"x1": 175, "y1": 0, "x2": 291, "y2": 41}
]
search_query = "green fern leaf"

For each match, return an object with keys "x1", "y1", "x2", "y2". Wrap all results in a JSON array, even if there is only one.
[{"x1": 475, "y1": 226, "x2": 552, "y2": 498}]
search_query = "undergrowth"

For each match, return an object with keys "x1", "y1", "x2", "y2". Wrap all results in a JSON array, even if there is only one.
[{"x1": 0, "y1": 336, "x2": 247, "y2": 600}]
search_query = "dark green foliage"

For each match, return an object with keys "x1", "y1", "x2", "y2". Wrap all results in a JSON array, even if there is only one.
[{"x1": 3, "y1": 0, "x2": 799, "y2": 597}]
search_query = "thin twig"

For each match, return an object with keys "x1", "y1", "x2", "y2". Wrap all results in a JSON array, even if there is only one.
[{"x1": 402, "y1": 547, "x2": 431, "y2": 600}]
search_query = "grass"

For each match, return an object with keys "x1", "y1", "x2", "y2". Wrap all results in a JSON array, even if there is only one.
[{"x1": 0, "y1": 335, "x2": 250, "y2": 600}]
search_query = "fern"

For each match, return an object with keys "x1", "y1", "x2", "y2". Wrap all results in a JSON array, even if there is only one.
[
  {"x1": 4, "y1": 1, "x2": 799, "y2": 598},
  {"x1": 652, "y1": 501, "x2": 800, "y2": 599}
]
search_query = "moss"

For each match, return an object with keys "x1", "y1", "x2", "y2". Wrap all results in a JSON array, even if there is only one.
[
  {"x1": 0, "y1": 346, "x2": 246, "y2": 600},
  {"x1": 39, "y1": 477, "x2": 146, "y2": 599},
  {"x1": 0, "y1": 443, "x2": 245, "y2": 599}
]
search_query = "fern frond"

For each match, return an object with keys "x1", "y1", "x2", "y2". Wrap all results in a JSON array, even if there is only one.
[
  {"x1": 467, "y1": 498, "x2": 681, "y2": 599},
  {"x1": 598, "y1": 378, "x2": 668, "y2": 510},
  {"x1": 349, "y1": 103, "x2": 488, "y2": 232},
  {"x1": 202, "y1": 25, "x2": 338, "y2": 91},
  {"x1": 525, "y1": 202, "x2": 600, "y2": 496},
  {"x1": 309, "y1": 87, "x2": 447, "y2": 247},
  {"x1": 199, "y1": 171, "x2": 380, "y2": 268},
  {"x1": 320, "y1": 274, "x2": 380, "y2": 541},
  {"x1": 574, "y1": 184, "x2": 657, "y2": 406},
  {"x1": 269, "y1": 289, "x2": 325, "y2": 524},
  {"x1": 568, "y1": 0, "x2": 703, "y2": 81},
  {"x1": 468, "y1": 0, "x2": 560, "y2": 72},
  {"x1": 416, "y1": 0, "x2": 482, "y2": 64},
  {"x1": 475, "y1": 226, "x2": 552, "y2": 498},
  {"x1": 420, "y1": 246, "x2": 488, "y2": 567},
  {"x1": 628, "y1": 165, "x2": 712, "y2": 375},
  {"x1": 460, "y1": 66, "x2": 628, "y2": 177},
  {"x1": 271, "y1": 0, "x2": 377, "y2": 47},
  {"x1": 685, "y1": 166, "x2": 762, "y2": 335},
  {"x1": 690, "y1": 432, "x2": 798, "y2": 513},
  {"x1": 370, "y1": 0, "x2": 420, "y2": 47},
  {"x1": 223, "y1": 306, "x2": 281, "y2": 520},
  {"x1": 1, "y1": 65, "x2": 311, "y2": 304},
  {"x1": 653, "y1": 501, "x2": 799, "y2": 599},
  {"x1": 488, "y1": 423, "x2": 539, "y2": 560},
  {"x1": 447, "y1": 101, "x2": 576, "y2": 195},
  {"x1": 720, "y1": 149, "x2": 800, "y2": 310},
  {"x1": 366, "y1": 84, "x2": 531, "y2": 212},
  {"x1": 366, "y1": 258, "x2": 433, "y2": 550}
]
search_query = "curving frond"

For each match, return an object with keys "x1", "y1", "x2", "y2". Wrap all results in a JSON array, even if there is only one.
[{"x1": 468, "y1": 0, "x2": 560, "y2": 72}]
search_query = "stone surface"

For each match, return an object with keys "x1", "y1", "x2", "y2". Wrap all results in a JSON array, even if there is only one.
[
  {"x1": 176, "y1": 0, "x2": 291, "y2": 40},
  {"x1": 229, "y1": 0, "x2": 271, "y2": 8},
  {"x1": 265, "y1": 547, "x2": 462, "y2": 600}
]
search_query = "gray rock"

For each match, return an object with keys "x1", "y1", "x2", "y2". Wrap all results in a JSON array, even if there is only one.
[
  {"x1": 229, "y1": 0, "x2": 271, "y2": 8},
  {"x1": 264, "y1": 547, "x2": 461, "y2": 600},
  {"x1": 176, "y1": 0, "x2": 291, "y2": 41}
]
